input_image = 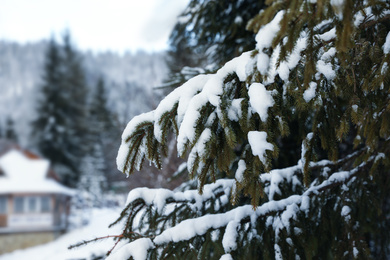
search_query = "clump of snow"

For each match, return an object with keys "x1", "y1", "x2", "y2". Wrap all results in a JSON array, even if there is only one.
[
  {"x1": 255, "y1": 11, "x2": 285, "y2": 75},
  {"x1": 318, "y1": 28, "x2": 336, "y2": 42},
  {"x1": 300, "y1": 195, "x2": 310, "y2": 215},
  {"x1": 277, "y1": 35, "x2": 307, "y2": 81},
  {"x1": 248, "y1": 83, "x2": 274, "y2": 122},
  {"x1": 106, "y1": 238, "x2": 154, "y2": 260},
  {"x1": 382, "y1": 62, "x2": 388, "y2": 75},
  {"x1": 222, "y1": 220, "x2": 239, "y2": 253},
  {"x1": 303, "y1": 82, "x2": 317, "y2": 102},
  {"x1": 383, "y1": 32, "x2": 390, "y2": 54},
  {"x1": 299, "y1": 132, "x2": 313, "y2": 169},
  {"x1": 234, "y1": 16, "x2": 243, "y2": 25},
  {"x1": 220, "y1": 254, "x2": 233, "y2": 260},
  {"x1": 321, "y1": 47, "x2": 336, "y2": 62},
  {"x1": 228, "y1": 98, "x2": 244, "y2": 121},
  {"x1": 280, "y1": 203, "x2": 299, "y2": 233},
  {"x1": 260, "y1": 165, "x2": 302, "y2": 200},
  {"x1": 235, "y1": 160, "x2": 246, "y2": 183},
  {"x1": 316, "y1": 60, "x2": 336, "y2": 80},
  {"x1": 126, "y1": 179, "x2": 234, "y2": 217},
  {"x1": 274, "y1": 244, "x2": 283, "y2": 260},
  {"x1": 341, "y1": 205, "x2": 352, "y2": 221},
  {"x1": 248, "y1": 131, "x2": 274, "y2": 164},
  {"x1": 353, "y1": 247, "x2": 359, "y2": 258},
  {"x1": 126, "y1": 188, "x2": 174, "y2": 214},
  {"x1": 195, "y1": 128, "x2": 212, "y2": 157}
]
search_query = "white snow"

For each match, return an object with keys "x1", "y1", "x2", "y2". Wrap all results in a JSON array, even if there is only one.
[
  {"x1": 341, "y1": 205, "x2": 351, "y2": 221},
  {"x1": 316, "y1": 60, "x2": 336, "y2": 81},
  {"x1": 261, "y1": 165, "x2": 302, "y2": 201},
  {"x1": 303, "y1": 82, "x2": 317, "y2": 102},
  {"x1": 222, "y1": 220, "x2": 239, "y2": 253},
  {"x1": 116, "y1": 111, "x2": 155, "y2": 173},
  {"x1": 220, "y1": 254, "x2": 233, "y2": 260},
  {"x1": 353, "y1": 247, "x2": 359, "y2": 258},
  {"x1": 106, "y1": 238, "x2": 154, "y2": 260},
  {"x1": 318, "y1": 28, "x2": 336, "y2": 42},
  {"x1": 110, "y1": 159, "x2": 365, "y2": 259},
  {"x1": 382, "y1": 62, "x2": 388, "y2": 75},
  {"x1": 228, "y1": 98, "x2": 244, "y2": 121},
  {"x1": 234, "y1": 16, "x2": 243, "y2": 25},
  {"x1": 235, "y1": 160, "x2": 246, "y2": 183},
  {"x1": 383, "y1": 32, "x2": 390, "y2": 54},
  {"x1": 248, "y1": 83, "x2": 274, "y2": 122},
  {"x1": 0, "y1": 150, "x2": 74, "y2": 195},
  {"x1": 248, "y1": 131, "x2": 274, "y2": 164},
  {"x1": 255, "y1": 11, "x2": 285, "y2": 75},
  {"x1": 126, "y1": 179, "x2": 234, "y2": 216},
  {"x1": 277, "y1": 35, "x2": 307, "y2": 81}
]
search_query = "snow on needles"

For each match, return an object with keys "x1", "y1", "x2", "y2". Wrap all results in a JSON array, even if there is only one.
[
  {"x1": 248, "y1": 131, "x2": 274, "y2": 164},
  {"x1": 384, "y1": 32, "x2": 390, "y2": 54},
  {"x1": 248, "y1": 83, "x2": 274, "y2": 122},
  {"x1": 255, "y1": 11, "x2": 285, "y2": 75},
  {"x1": 112, "y1": 162, "x2": 359, "y2": 259},
  {"x1": 125, "y1": 179, "x2": 234, "y2": 215},
  {"x1": 117, "y1": 51, "x2": 253, "y2": 167},
  {"x1": 106, "y1": 238, "x2": 154, "y2": 260}
]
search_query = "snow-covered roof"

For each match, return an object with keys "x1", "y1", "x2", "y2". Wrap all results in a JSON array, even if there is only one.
[{"x1": 0, "y1": 149, "x2": 74, "y2": 196}]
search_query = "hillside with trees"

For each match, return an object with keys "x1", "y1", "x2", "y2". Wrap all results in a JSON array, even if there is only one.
[
  {"x1": 0, "y1": 37, "x2": 170, "y2": 190},
  {"x1": 99, "y1": 0, "x2": 390, "y2": 259}
]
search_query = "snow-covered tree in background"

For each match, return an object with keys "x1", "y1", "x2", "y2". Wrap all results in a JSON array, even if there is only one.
[
  {"x1": 84, "y1": 0, "x2": 390, "y2": 259},
  {"x1": 31, "y1": 33, "x2": 89, "y2": 187},
  {"x1": 4, "y1": 116, "x2": 18, "y2": 142},
  {"x1": 78, "y1": 77, "x2": 119, "y2": 202},
  {"x1": 78, "y1": 143, "x2": 107, "y2": 208}
]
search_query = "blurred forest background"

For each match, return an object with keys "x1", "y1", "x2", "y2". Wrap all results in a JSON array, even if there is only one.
[{"x1": 0, "y1": 36, "x2": 182, "y2": 197}]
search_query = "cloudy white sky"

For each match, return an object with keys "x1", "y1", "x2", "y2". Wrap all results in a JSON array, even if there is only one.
[{"x1": 0, "y1": 0, "x2": 189, "y2": 53}]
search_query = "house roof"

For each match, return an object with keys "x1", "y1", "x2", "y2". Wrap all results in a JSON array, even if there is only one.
[{"x1": 0, "y1": 149, "x2": 74, "y2": 196}]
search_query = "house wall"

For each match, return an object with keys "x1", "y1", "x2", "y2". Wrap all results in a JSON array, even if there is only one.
[
  {"x1": 0, "y1": 194, "x2": 71, "y2": 254},
  {"x1": 7, "y1": 194, "x2": 54, "y2": 229},
  {"x1": 0, "y1": 231, "x2": 58, "y2": 254}
]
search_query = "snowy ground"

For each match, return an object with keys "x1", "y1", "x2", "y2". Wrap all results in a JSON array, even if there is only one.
[{"x1": 0, "y1": 208, "x2": 123, "y2": 260}]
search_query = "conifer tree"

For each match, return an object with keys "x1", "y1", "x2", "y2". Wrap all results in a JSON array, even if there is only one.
[
  {"x1": 77, "y1": 0, "x2": 390, "y2": 259},
  {"x1": 164, "y1": 0, "x2": 266, "y2": 89},
  {"x1": 4, "y1": 117, "x2": 18, "y2": 142},
  {"x1": 80, "y1": 77, "x2": 120, "y2": 194},
  {"x1": 31, "y1": 33, "x2": 89, "y2": 187}
]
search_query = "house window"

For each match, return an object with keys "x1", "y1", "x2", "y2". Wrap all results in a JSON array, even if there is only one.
[
  {"x1": 40, "y1": 197, "x2": 51, "y2": 212},
  {"x1": 0, "y1": 196, "x2": 7, "y2": 214},
  {"x1": 14, "y1": 197, "x2": 24, "y2": 213},
  {"x1": 28, "y1": 197, "x2": 37, "y2": 212}
]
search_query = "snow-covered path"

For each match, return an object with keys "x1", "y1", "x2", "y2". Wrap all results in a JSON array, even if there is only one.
[{"x1": 0, "y1": 208, "x2": 122, "y2": 260}]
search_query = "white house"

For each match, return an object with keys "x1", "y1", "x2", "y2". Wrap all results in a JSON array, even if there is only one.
[{"x1": 0, "y1": 143, "x2": 74, "y2": 253}]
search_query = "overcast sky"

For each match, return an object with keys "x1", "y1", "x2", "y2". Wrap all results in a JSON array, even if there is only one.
[{"x1": 0, "y1": 0, "x2": 189, "y2": 53}]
